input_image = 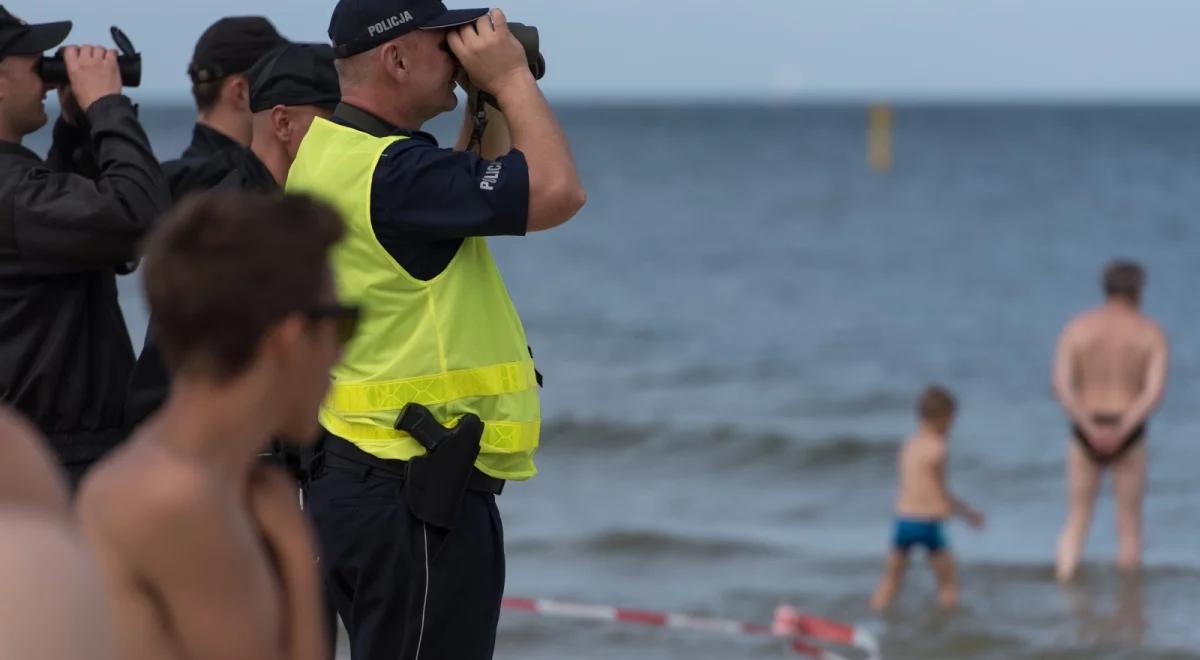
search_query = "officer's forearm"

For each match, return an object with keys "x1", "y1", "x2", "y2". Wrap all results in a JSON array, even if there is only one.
[
  {"x1": 455, "y1": 98, "x2": 513, "y2": 160},
  {"x1": 496, "y1": 76, "x2": 585, "y2": 232},
  {"x1": 45, "y1": 114, "x2": 98, "y2": 177},
  {"x1": 481, "y1": 106, "x2": 512, "y2": 161},
  {"x1": 86, "y1": 96, "x2": 171, "y2": 235}
]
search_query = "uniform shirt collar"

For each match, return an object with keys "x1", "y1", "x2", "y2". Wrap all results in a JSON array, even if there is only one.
[{"x1": 332, "y1": 102, "x2": 437, "y2": 144}]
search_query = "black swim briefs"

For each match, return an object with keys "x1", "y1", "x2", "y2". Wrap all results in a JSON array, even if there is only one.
[{"x1": 1072, "y1": 413, "x2": 1145, "y2": 465}]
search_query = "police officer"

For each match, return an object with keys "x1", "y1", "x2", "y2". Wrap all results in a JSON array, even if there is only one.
[
  {"x1": 287, "y1": 0, "x2": 586, "y2": 657},
  {"x1": 0, "y1": 6, "x2": 169, "y2": 486},
  {"x1": 126, "y1": 43, "x2": 341, "y2": 429},
  {"x1": 164, "y1": 16, "x2": 286, "y2": 197},
  {"x1": 217, "y1": 43, "x2": 342, "y2": 191}
]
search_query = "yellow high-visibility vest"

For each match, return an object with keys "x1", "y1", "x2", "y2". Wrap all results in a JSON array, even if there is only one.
[{"x1": 286, "y1": 117, "x2": 540, "y2": 480}]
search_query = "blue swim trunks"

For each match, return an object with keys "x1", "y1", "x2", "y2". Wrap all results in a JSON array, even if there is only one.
[{"x1": 892, "y1": 518, "x2": 948, "y2": 554}]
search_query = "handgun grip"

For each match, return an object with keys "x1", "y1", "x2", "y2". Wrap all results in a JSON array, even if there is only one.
[{"x1": 395, "y1": 403, "x2": 483, "y2": 454}]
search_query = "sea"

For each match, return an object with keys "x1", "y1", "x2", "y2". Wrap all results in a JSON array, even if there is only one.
[{"x1": 30, "y1": 103, "x2": 1200, "y2": 659}]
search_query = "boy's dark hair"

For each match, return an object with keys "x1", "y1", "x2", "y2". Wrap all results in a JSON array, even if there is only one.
[
  {"x1": 918, "y1": 385, "x2": 957, "y2": 421},
  {"x1": 1103, "y1": 260, "x2": 1145, "y2": 300},
  {"x1": 142, "y1": 192, "x2": 345, "y2": 382}
]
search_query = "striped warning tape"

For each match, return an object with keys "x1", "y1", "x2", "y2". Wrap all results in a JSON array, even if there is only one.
[{"x1": 502, "y1": 597, "x2": 881, "y2": 659}]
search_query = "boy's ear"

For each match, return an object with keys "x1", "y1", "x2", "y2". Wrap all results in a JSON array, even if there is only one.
[{"x1": 260, "y1": 314, "x2": 309, "y2": 367}]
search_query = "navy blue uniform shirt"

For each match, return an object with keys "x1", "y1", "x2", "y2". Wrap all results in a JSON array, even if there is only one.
[{"x1": 331, "y1": 103, "x2": 530, "y2": 280}]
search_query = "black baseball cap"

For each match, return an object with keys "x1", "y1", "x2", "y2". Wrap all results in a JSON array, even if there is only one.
[
  {"x1": 329, "y1": 0, "x2": 488, "y2": 58},
  {"x1": 0, "y1": 6, "x2": 71, "y2": 59},
  {"x1": 188, "y1": 16, "x2": 288, "y2": 84},
  {"x1": 248, "y1": 43, "x2": 340, "y2": 113}
]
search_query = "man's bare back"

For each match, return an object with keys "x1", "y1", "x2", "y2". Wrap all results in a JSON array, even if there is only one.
[
  {"x1": 1053, "y1": 261, "x2": 1167, "y2": 581},
  {"x1": 1057, "y1": 304, "x2": 1167, "y2": 457},
  {"x1": 77, "y1": 427, "x2": 308, "y2": 660}
]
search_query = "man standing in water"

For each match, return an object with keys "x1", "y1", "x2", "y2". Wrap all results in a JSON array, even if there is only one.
[{"x1": 1053, "y1": 260, "x2": 1167, "y2": 582}]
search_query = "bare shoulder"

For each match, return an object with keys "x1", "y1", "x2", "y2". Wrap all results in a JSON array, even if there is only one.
[
  {"x1": 0, "y1": 510, "x2": 89, "y2": 567},
  {"x1": 904, "y1": 436, "x2": 944, "y2": 464},
  {"x1": 0, "y1": 407, "x2": 68, "y2": 513},
  {"x1": 247, "y1": 462, "x2": 309, "y2": 538},
  {"x1": 1064, "y1": 308, "x2": 1101, "y2": 336},
  {"x1": 926, "y1": 438, "x2": 949, "y2": 462},
  {"x1": 1139, "y1": 315, "x2": 1168, "y2": 347},
  {"x1": 0, "y1": 511, "x2": 114, "y2": 660},
  {"x1": 76, "y1": 440, "x2": 229, "y2": 556}
]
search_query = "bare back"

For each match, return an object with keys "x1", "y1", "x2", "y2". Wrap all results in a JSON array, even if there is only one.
[
  {"x1": 1064, "y1": 306, "x2": 1164, "y2": 413},
  {"x1": 895, "y1": 435, "x2": 951, "y2": 519},
  {"x1": 76, "y1": 432, "x2": 288, "y2": 660}
]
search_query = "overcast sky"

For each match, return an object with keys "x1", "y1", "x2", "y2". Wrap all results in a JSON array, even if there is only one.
[{"x1": 22, "y1": 0, "x2": 1200, "y2": 101}]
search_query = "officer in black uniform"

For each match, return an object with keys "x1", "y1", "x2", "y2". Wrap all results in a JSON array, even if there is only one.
[
  {"x1": 0, "y1": 6, "x2": 169, "y2": 486},
  {"x1": 191, "y1": 43, "x2": 341, "y2": 195},
  {"x1": 163, "y1": 16, "x2": 286, "y2": 197},
  {"x1": 126, "y1": 43, "x2": 341, "y2": 433}
]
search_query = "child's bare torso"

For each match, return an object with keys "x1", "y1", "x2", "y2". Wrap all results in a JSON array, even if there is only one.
[{"x1": 895, "y1": 434, "x2": 951, "y2": 519}]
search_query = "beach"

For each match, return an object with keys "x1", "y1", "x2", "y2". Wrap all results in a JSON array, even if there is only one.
[{"x1": 34, "y1": 102, "x2": 1200, "y2": 658}]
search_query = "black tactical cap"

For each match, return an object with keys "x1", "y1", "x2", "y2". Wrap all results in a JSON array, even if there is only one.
[
  {"x1": 247, "y1": 43, "x2": 340, "y2": 113},
  {"x1": 328, "y1": 0, "x2": 487, "y2": 58},
  {"x1": 188, "y1": 16, "x2": 287, "y2": 84},
  {"x1": 0, "y1": 5, "x2": 70, "y2": 59}
]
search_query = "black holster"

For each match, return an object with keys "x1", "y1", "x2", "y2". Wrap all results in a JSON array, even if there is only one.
[{"x1": 396, "y1": 403, "x2": 483, "y2": 530}]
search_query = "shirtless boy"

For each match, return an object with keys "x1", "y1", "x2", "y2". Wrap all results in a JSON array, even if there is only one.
[
  {"x1": 76, "y1": 193, "x2": 356, "y2": 660},
  {"x1": 1053, "y1": 260, "x2": 1167, "y2": 582},
  {"x1": 871, "y1": 386, "x2": 985, "y2": 611}
]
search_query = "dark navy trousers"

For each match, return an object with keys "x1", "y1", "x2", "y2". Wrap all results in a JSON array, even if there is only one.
[{"x1": 306, "y1": 435, "x2": 505, "y2": 660}]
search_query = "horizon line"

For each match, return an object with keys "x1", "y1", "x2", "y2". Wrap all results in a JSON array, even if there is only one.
[{"x1": 119, "y1": 92, "x2": 1200, "y2": 108}]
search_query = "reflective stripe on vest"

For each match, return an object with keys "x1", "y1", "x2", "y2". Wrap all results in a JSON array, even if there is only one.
[
  {"x1": 326, "y1": 361, "x2": 537, "y2": 412},
  {"x1": 287, "y1": 116, "x2": 541, "y2": 480}
]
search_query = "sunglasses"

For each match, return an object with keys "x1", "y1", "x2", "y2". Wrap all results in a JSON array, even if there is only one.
[{"x1": 304, "y1": 304, "x2": 361, "y2": 346}]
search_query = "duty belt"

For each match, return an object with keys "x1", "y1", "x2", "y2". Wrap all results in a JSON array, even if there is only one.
[{"x1": 321, "y1": 434, "x2": 504, "y2": 495}]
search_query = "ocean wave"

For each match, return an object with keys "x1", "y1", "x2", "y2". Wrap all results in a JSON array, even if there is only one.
[
  {"x1": 543, "y1": 417, "x2": 898, "y2": 479},
  {"x1": 967, "y1": 559, "x2": 1200, "y2": 583},
  {"x1": 784, "y1": 391, "x2": 916, "y2": 418},
  {"x1": 541, "y1": 418, "x2": 654, "y2": 450},
  {"x1": 509, "y1": 529, "x2": 775, "y2": 561}
]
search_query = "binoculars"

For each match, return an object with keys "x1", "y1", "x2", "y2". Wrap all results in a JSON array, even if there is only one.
[
  {"x1": 35, "y1": 22, "x2": 534, "y2": 90},
  {"x1": 507, "y1": 23, "x2": 545, "y2": 81},
  {"x1": 38, "y1": 26, "x2": 142, "y2": 87}
]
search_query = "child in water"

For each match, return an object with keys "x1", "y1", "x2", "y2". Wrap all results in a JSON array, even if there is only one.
[{"x1": 871, "y1": 386, "x2": 985, "y2": 611}]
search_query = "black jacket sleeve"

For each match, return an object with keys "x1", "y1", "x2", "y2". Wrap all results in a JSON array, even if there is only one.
[
  {"x1": 44, "y1": 113, "x2": 100, "y2": 178},
  {"x1": 11, "y1": 94, "x2": 169, "y2": 269}
]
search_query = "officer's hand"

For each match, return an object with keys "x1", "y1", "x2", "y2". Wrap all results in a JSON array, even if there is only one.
[
  {"x1": 63, "y1": 45, "x2": 122, "y2": 113},
  {"x1": 56, "y1": 85, "x2": 83, "y2": 127},
  {"x1": 447, "y1": 9, "x2": 530, "y2": 96}
]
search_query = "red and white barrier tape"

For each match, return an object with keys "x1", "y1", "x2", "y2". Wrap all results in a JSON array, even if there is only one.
[{"x1": 502, "y1": 597, "x2": 881, "y2": 659}]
